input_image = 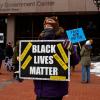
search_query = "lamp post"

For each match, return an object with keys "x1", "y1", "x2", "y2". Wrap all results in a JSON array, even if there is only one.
[{"x1": 93, "y1": 0, "x2": 100, "y2": 11}]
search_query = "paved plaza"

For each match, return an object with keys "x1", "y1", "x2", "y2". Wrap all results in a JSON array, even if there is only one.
[{"x1": 0, "y1": 63, "x2": 100, "y2": 100}]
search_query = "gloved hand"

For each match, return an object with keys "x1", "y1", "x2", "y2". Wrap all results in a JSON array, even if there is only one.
[{"x1": 63, "y1": 39, "x2": 73, "y2": 54}]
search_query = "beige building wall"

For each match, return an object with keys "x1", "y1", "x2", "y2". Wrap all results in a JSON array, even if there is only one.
[
  {"x1": 0, "y1": 0, "x2": 98, "y2": 44},
  {"x1": 0, "y1": 0, "x2": 98, "y2": 13},
  {"x1": 86, "y1": 0, "x2": 97, "y2": 11},
  {"x1": 7, "y1": 16, "x2": 15, "y2": 46},
  {"x1": 68, "y1": 0, "x2": 86, "y2": 11},
  {"x1": 68, "y1": 0, "x2": 98, "y2": 11}
]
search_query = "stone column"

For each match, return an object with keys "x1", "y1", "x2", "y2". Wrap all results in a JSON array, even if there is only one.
[{"x1": 7, "y1": 16, "x2": 15, "y2": 46}]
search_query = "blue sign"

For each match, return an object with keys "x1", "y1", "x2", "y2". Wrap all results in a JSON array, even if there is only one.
[{"x1": 66, "y1": 28, "x2": 86, "y2": 43}]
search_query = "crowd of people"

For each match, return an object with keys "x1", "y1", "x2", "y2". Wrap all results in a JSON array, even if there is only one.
[{"x1": 0, "y1": 16, "x2": 93, "y2": 100}]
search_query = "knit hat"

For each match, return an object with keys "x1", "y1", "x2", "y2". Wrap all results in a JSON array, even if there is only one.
[
  {"x1": 90, "y1": 39, "x2": 93, "y2": 44},
  {"x1": 85, "y1": 40, "x2": 91, "y2": 45},
  {"x1": 43, "y1": 16, "x2": 59, "y2": 28}
]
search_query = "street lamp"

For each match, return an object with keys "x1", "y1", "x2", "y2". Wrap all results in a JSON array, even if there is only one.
[{"x1": 93, "y1": 0, "x2": 100, "y2": 11}]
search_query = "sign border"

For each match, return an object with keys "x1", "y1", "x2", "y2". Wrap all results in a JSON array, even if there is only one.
[{"x1": 19, "y1": 40, "x2": 70, "y2": 81}]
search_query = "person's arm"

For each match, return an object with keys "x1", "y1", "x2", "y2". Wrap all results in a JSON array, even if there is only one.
[
  {"x1": 12, "y1": 46, "x2": 18, "y2": 65},
  {"x1": 80, "y1": 46, "x2": 85, "y2": 57},
  {"x1": 63, "y1": 39, "x2": 73, "y2": 55}
]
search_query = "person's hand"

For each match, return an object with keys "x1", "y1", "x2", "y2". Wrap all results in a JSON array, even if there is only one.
[
  {"x1": 17, "y1": 56, "x2": 19, "y2": 61},
  {"x1": 63, "y1": 39, "x2": 72, "y2": 50},
  {"x1": 63, "y1": 39, "x2": 73, "y2": 55}
]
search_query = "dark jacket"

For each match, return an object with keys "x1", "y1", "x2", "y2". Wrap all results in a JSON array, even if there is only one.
[
  {"x1": 34, "y1": 27, "x2": 68, "y2": 97},
  {"x1": 80, "y1": 45, "x2": 92, "y2": 66},
  {"x1": 5, "y1": 45, "x2": 13, "y2": 59},
  {"x1": 12, "y1": 46, "x2": 19, "y2": 65},
  {"x1": 0, "y1": 47, "x2": 4, "y2": 60},
  {"x1": 12, "y1": 42, "x2": 19, "y2": 70},
  {"x1": 38, "y1": 28, "x2": 55, "y2": 40},
  {"x1": 70, "y1": 45, "x2": 80, "y2": 66}
]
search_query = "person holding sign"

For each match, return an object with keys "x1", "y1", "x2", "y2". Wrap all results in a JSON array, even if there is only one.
[
  {"x1": 80, "y1": 39, "x2": 93, "y2": 83},
  {"x1": 34, "y1": 16, "x2": 69, "y2": 100},
  {"x1": 12, "y1": 41, "x2": 23, "y2": 82}
]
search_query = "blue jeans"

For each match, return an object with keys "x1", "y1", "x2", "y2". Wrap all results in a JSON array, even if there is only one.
[{"x1": 82, "y1": 65, "x2": 90, "y2": 82}]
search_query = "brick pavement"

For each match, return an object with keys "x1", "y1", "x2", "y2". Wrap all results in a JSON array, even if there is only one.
[{"x1": 0, "y1": 64, "x2": 100, "y2": 100}]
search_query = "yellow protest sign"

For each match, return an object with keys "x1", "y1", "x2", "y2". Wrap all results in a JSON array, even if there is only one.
[
  {"x1": 21, "y1": 55, "x2": 32, "y2": 70},
  {"x1": 53, "y1": 53, "x2": 68, "y2": 70},
  {"x1": 20, "y1": 42, "x2": 32, "y2": 61},
  {"x1": 57, "y1": 43, "x2": 68, "y2": 63}
]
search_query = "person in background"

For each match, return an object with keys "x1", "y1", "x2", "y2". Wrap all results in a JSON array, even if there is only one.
[
  {"x1": 70, "y1": 45, "x2": 80, "y2": 72},
  {"x1": 5, "y1": 42, "x2": 13, "y2": 59},
  {"x1": 5, "y1": 42, "x2": 13, "y2": 71},
  {"x1": 80, "y1": 39, "x2": 93, "y2": 83},
  {"x1": 12, "y1": 41, "x2": 23, "y2": 82},
  {"x1": 12, "y1": 41, "x2": 19, "y2": 79}
]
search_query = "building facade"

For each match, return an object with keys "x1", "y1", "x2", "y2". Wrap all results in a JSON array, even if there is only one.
[{"x1": 0, "y1": 0, "x2": 100, "y2": 55}]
